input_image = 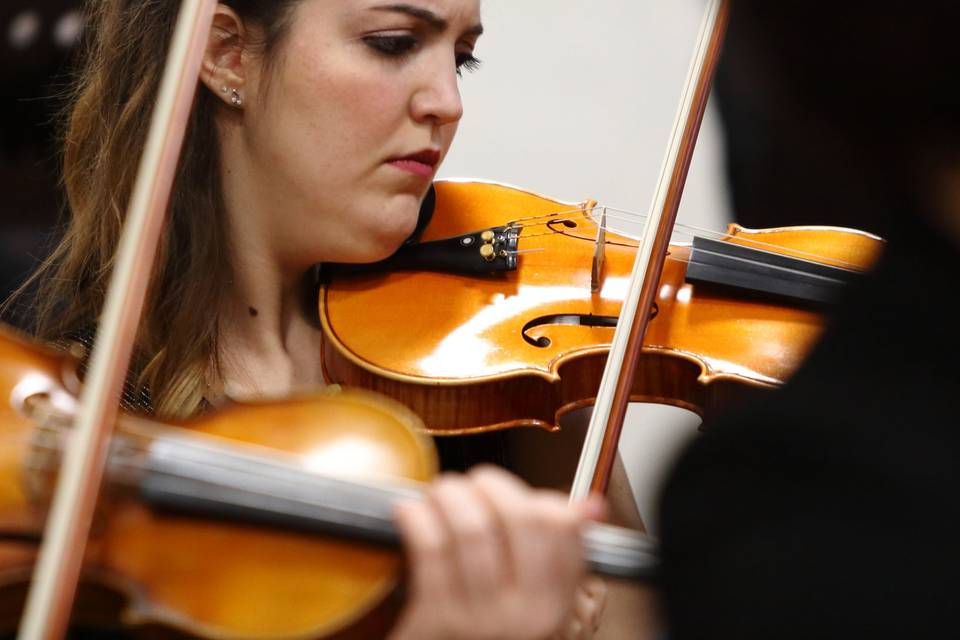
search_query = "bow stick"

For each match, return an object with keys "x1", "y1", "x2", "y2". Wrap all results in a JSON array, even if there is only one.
[
  {"x1": 18, "y1": 1, "x2": 218, "y2": 637},
  {"x1": 570, "y1": 0, "x2": 730, "y2": 500}
]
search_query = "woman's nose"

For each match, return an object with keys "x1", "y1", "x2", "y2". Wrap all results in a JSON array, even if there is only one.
[{"x1": 410, "y1": 61, "x2": 464, "y2": 126}]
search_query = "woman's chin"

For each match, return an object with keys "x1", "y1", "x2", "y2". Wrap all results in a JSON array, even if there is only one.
[
  {"x1": 350, "y1": 227, "x2": 416, "y2": 264},
  {"x1": 360, "y1": 243, "x2": 402, "y2": 264},
  {"x1": 370, "y1": 218, "x2": 420, "y2": 258},
  {"x1": 331, "y1": 197, "x2": 421, "y2": 264}
]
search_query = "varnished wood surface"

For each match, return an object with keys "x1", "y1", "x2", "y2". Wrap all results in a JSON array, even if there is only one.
[
  {"x1": 0, "y1": 327, "x2": 438, "y2": 638},
  {"x1": 0, "y1": 327, "x2": 74, "y2": 537},
  {"x1": 91, "y1": 392, "x2": 435, "y2": 638},
  {"x1": 321, "y1": 180, "x2": 884, "y2": 434}
]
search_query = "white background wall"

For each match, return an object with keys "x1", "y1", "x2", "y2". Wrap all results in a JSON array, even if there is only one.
[{"x1": 437, "y1": 0, "x2": 732, "y2": 531}]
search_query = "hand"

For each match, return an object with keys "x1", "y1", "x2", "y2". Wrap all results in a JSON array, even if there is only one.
[
  {"x1": 552, "y1": 577, "x2": 608, "y2": 640},
  {"x1": 388, "y1": 465, "x2": 605, "y2": 640}
]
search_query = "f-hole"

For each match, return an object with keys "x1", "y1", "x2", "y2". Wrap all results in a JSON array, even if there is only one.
[
  {"x1": 547, "y1": 219, "x2": 579, "y2": 233},
  {"x1": 521, "y1": 314, "x2": 617, "y2": 348},
  {"x1": 545, "y1": 218, "x2": 648, "y2": 249},
  {"x1": 521, "y1": 304, "x2": 659, "y2": 348}
]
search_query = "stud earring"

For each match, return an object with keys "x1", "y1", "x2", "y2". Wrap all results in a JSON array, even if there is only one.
[
  {"x1": 220, "y1": 85, "x2": 229, "y2": 94},
  {"x1": 230, "y1": 88, "x2": 243, "y2": 107}
]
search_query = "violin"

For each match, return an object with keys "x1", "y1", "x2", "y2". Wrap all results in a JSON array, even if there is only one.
[
  {"x1": 320, "y1": 179, "x2": 884, "y2": 436},
  {"x1": 0, "y1": 326, "x2": 655, "y2": 637},
  {"x1": 2, "y1": 0, "x2": 845, "y2": 634}
]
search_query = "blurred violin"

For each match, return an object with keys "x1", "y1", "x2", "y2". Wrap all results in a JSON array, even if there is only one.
[
  {"x1": 320, "y1": 179, "x2": 883, "y2": 436},
  {"x1": 0, "y1": 326, "x2": 655, "y2": 637}
]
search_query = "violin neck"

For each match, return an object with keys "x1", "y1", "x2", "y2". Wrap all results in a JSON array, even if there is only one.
[
  {"x1": 686, "y1": 235, "x2": 862, "y2": 304},
  {"x1": 116, "y1": 431, "x2": 657, "y2": 583}
]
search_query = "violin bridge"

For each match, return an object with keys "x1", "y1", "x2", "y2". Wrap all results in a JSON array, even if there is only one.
[{"x1": 591, "y1": 207, "x2": 607, "y2": 293}]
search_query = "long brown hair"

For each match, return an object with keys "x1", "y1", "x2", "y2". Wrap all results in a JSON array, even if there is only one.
[{"x1": 6, "y1": 0, "x2": 298, "y2": 419}]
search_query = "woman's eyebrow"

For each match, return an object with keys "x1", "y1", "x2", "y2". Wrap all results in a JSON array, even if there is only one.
[{"x1": 370, "y1": 4, "x2": 484, "y2": 36}]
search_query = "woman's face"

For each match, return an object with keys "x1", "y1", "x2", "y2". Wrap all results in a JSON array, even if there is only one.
[{"x1": 239, "y1": 0, "x2": 483, "y2": 267}]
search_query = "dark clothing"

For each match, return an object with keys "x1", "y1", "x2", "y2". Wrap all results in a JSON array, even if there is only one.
[
  {"x1": 435, "y1": 431, "x2": 510, "y2": 472},
  {"x1": 658, "y1": 216, "x2": 960, "y2": 639},
  {"x1": 712, "y1": 9, "x2": 895, "y2": 239}
]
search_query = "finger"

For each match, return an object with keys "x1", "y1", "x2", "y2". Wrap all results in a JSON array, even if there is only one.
[
  {"x1": 574, "y1": 493, "x2": 608, "y2": 523},
  {"x1": 575, "y1": 577, "x2": 607, "y2": 633},
  {"x1": 558, "y1": 616, "x2": 584, "y2": 640},
  {"x1": 468, "y1": 466, "x2": 543, "y2": 584},
  {"x1": 429, "y1": 474, "x2": 507, "y2": 605},
  {"x1": 471, "y1": 466, "x2": 585, "y2": 628},
  {"x1": 582, "y1": 575, "x2": 607, "y2": 601},
  {"x1": 393, "y1": 500, "x2": 456, "y2": 613},
  {"x1": 533, "y1": 489, "x2": 588, "y2": 581}
]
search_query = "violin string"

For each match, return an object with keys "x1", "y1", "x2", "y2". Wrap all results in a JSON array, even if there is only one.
[
  {"x1": 19, "y1": 428, "x2": 409, "y2": 540},
  {"x1": 667, "y1": 242, "x2": 855, "y2": 280},
  {"x1": 515, "y1": 229, "x2": 862, "y2": 282},
  {"x1": 583, "y1": 211, "x2": 866, "y2": 273},
  {"x1": 507, "y1": 223, "x2": 864, "y2": 283},
  {"x1": 14, "y1": 402, "x2": 649, "y2": 562},
  {"x1": 510, "y1": 206, "x2": 842, "y2": 258},
  {"x1": 508, "y1": 204, "x2": 736, "y2": 245},
  {"x1": 501, "y1": 207, "x2": 591, "y2": 226},
  {"x1": 18, "y1": 416, "x2": 651, "y2": 571},
  {"x1": 516, "y1": 207, "x2": 788, "y2": 253},
  {"x1": 508, "y1": 207, "x2": 865, "y2": 271},
  {"x1": 506, "y1": 231, "x2": 853, "y2": 283},
  {"x1": 19, "y1": 413, "x2": 414, "y2": 506}
]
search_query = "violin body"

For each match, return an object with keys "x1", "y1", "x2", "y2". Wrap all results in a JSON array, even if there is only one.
[
  {"x1": 0, "y1": 327, "x2": 436, "y2": 638},
  {"x1": 0, "y1": 326, "x2": 655, "y2": 636},
  {"x1": 320, "y1": 180, "x2": 883, "y2": 435}
]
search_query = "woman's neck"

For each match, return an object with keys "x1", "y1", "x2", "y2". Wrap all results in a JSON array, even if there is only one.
[
  {"x1": 215, "y1": 167, "x2": 328, "y2": 402},
  {"x1": 216, "y1": 257, "x2": 326, "y2": 401},
  {"x1": 214, "y1": 124, "x2": 330, "y2": 401}
]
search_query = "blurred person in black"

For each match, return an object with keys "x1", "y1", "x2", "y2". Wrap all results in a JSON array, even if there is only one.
[
  {"x1": 659, "y1": 3, "x2": 960, "y2": 638},
  {"x1": 710, "y1": 3, "x2": 893, "y2": 237}
]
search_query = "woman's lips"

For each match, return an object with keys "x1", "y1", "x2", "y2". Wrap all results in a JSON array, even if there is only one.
[
  {"x1": 387, "y1": 149, "x2": 441, "y2": 178},
  {"x1": 388, "y1": 158, "x2": 436, "y2": 177}
]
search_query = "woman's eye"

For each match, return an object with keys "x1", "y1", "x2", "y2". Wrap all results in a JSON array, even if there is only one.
[
  {"x1": 456, "y1": 53, "x2": 482, "y2": 77},
  {"x1": 363, "y1": 34, "x2": 419, "y2": 57}
]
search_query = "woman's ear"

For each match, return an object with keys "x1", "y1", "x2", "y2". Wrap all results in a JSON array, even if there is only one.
[{"x1": 200, "y1": 5, "x2": 249, "y2": 109}]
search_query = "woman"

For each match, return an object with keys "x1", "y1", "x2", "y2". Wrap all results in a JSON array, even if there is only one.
[{"x1": 9, "y1": 1, "x2": 606, "y2": 637}]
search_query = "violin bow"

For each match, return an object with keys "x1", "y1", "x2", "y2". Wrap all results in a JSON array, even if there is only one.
[
  {"x1": 17, "y1": 1, "x2": 218, "y2": 637},
  {"x1": 569, "y1": 0, "x2": 730, "y2": 501}
]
